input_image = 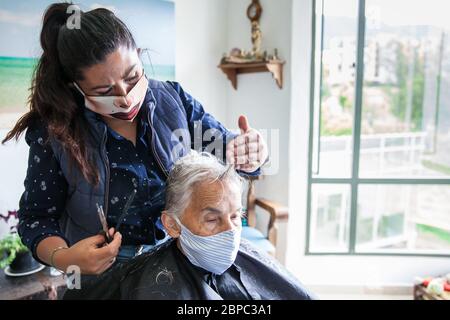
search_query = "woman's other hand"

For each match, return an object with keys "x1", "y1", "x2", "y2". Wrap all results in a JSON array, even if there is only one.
[
  {"x1": 226, "y1": 115, "x2": 268, "y2": 173},
  {"x1": 53, "y1": 228, "x2": 122, "y2": 275}
]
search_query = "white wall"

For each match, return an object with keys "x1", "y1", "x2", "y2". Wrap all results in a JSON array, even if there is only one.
[
  {"x1": 0, "y1": 125, "x2": 28, "y2": 237},
  {"x1": 174, "y1": 0, "x2": 229, "y2": 123}
]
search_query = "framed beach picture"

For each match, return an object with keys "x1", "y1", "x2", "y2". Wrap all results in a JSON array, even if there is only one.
[{"x1": 0, "y1": 0, "x2": 175, "y2": 128}]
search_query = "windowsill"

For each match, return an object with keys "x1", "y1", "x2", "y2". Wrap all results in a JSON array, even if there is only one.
[{"x1": 285, "y1": 249, "x2": 450, "y2": 290}]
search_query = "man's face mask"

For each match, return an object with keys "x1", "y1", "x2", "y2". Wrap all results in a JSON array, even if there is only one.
[
  {"x1": 174, "y1": 216, "x2": 241, "y2": 275},
  {"x1": 73, "y1": 71, "x2": 149, "y2": 122}
]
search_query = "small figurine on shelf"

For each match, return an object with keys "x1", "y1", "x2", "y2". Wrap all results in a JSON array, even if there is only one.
[
  {"x1": 222, "y1": 47, "x2": 281, "y2": 64},
  {"x1": 273, "y1": 48, "x2": 280, "y2": 61},
  {"x1": 222, "y1": 47, "x2": 264, "y2": 64},
  {"x1": 250, "y1": 20, "x2": 263, "y2": 60}
]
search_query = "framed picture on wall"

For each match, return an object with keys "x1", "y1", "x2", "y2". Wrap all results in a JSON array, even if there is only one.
[{"x1": 0, "y1": 0, "x2": 175, "y2": 129}]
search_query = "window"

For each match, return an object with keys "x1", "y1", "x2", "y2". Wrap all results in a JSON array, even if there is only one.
[{"x1": 307, "y1": 0, "x2": 450, "y2": 256}]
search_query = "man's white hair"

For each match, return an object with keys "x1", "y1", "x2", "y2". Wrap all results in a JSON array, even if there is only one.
[{"x1": 165, "y1": 150, "x2": 243, "y2": 217}]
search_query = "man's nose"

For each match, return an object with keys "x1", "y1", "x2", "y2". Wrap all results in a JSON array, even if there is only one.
[{"x1": 221, "y1": 217, "x2": 236, "y2": 232}]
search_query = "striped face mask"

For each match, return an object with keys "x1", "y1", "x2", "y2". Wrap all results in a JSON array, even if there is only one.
[{"x1": 174, "y1": 217, "x2": 241, "y2": 275}]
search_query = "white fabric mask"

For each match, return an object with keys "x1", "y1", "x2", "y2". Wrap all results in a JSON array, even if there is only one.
[
  {"x1": 174, "y1": 217, "x2": 241, "y2": 275},
  {"x1": 73, "y1": 72, "x2": 149, "y2": 122}
]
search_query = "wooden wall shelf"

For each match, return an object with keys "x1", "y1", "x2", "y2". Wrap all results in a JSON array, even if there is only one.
[{"x1": 218, "y1": 60, "x2": 285, "y2": 90}]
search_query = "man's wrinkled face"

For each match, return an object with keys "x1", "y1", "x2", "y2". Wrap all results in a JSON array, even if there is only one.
[{"x1": 163, "y1": 179, "x2": 243, "y2": 237}]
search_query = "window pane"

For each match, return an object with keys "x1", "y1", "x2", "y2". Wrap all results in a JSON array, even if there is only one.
[
  {"x1": 360, "y1": 0, "x2": 450, "y2": 178},
  {"x1": 356, "y1": 184, "x2": 450, "y2": 254},
  {"x1": 312, "y1": 0, "x2": 358, "y2": 178},
  {"x1": 310, "y1": 184, "x2": 351, "y2": 252}
]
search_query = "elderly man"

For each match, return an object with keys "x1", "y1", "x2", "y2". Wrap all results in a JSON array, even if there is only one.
[{"x1": 64, "y1": 151, "x2": 314, "y2": 300}]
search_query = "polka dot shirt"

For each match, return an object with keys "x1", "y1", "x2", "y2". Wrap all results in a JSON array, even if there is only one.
[{"x1": 17, "y1": 110, "x2": 167, "y2": 260}]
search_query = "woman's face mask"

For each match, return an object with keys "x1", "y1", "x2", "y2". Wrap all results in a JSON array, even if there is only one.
[{"x1": 73, "y1": 72, "x2": 149, "y2": 122}]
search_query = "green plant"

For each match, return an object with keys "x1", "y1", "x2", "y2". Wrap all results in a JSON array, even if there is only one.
[{"x1": 0, "y1": 233, "x2": 28, "y2": 269}]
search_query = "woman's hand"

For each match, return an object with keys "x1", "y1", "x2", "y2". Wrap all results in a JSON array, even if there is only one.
[
  {"x1": 226, "y1": 115, "x2": 268, "y2": 173},
  {"x1": 53, "y1": 228, "x2": 122, "y2": 275}
]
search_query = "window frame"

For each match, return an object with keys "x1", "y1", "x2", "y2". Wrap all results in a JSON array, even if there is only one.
[{"x1": 305, "y1": 0, "x2": 450, "y2": 257}]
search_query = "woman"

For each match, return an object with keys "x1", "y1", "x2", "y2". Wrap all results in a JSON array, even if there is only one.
[{"x1": 2, "y1": 3, "x2": 268, "y2": 275}]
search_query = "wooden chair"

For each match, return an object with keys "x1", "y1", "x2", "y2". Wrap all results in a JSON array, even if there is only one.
[{"x1": 241, "y1": 176, "x2": 289, "y2": 256}]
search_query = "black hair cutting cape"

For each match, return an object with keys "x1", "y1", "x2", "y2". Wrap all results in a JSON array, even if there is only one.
[{"x1": 63, "y1": 238, "x2": 314, "y2": 300}]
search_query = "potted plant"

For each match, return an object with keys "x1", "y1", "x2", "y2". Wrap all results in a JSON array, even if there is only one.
[
  {"x1": 0, "y1": 211, "x2": 43, "y2": 276},
  {"x1": 0, "y1": 233, "x2": 27, "y2": 267},
  {"x1": 0, "y1": 233, "x2": 43, "y2": 276}
]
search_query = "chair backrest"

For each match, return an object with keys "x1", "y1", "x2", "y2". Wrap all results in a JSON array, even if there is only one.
[{"x1": 244, "y1": 176, "x2": 261, "y2": 228}]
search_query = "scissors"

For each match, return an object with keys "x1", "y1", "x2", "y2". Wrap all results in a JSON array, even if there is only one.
[
  {"x1": 96, "y1": 189, "x2": 137, "y2": 244},
  {"x1": 96, "y1": 203, "x2": 112, "y2": 244}
]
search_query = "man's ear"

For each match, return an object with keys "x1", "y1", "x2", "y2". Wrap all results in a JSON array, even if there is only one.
[{"x1": 161, "y1": 211, "x2": 181, "y2": 238}]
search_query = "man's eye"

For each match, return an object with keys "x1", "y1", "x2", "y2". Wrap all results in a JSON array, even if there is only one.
[{"x1": 206, "y1": 219, "x2": 217, "y2": 223}]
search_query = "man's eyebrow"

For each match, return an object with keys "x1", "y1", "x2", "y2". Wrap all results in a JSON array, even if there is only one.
[
  {"x1": 201, "y1": 207, "x2": 223, "y2": 215},
  {"x1": 90, "y1": 64, "x2": 138, "y2": 90},
  {"x1": 201, "y1": 207, "x2": 243, "y2": 215}
]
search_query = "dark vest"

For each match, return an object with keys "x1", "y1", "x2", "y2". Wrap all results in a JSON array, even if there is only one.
[{"x1": 47, "y1": 79, "x2": 193, "y2": 245}]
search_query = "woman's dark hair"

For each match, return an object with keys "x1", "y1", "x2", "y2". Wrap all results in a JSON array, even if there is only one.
[{"x1": 2, "y1": 2, "x2": 137, "y2": 185}]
